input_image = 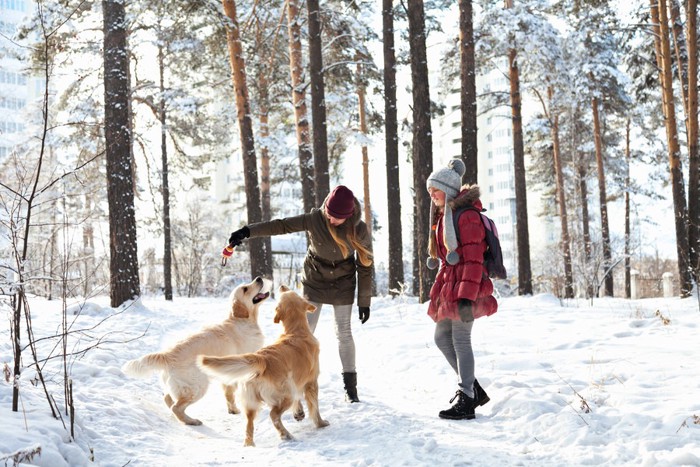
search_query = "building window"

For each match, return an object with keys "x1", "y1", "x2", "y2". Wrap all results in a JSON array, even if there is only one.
[{"x1": 1, "y1": 0, "x2": 27, "y2": 11}]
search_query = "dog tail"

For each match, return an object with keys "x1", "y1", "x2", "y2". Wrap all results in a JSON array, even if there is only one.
[
  {"x1": 197, "y1": 354, "x2": 264, "y2": 385},
  {"x1": 121, "y1": 353, "x2": 170, "y2": 377}
]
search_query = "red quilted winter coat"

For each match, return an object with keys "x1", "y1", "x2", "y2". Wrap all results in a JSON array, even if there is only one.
[{"x1": 427, "y1": 186, "x2": 498, "y2": 322}]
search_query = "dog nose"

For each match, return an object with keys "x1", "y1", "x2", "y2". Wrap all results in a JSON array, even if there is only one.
[{"x1": 255, "y1": 276, "x2": 262, "y2": 283}]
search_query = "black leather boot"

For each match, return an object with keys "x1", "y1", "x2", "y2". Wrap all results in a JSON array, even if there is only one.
[
  {"x1": 342, "y1": 372, "x2": 360, "y2": 403},
  {"x1": 439, "y1": 390, "x2": 476, "y2": 420},
  {"x1": 473, "y1": 379, "x2": 490, "y2": 407}
]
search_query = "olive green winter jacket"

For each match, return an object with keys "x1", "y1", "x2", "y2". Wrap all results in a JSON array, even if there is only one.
[{"x1": 247, "y1": 197, "x2": 372, "y2": 307}]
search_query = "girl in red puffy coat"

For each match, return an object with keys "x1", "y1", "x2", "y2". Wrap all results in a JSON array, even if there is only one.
[{"x1": 426, "y1": 158, "x2": 498, "y2": 420}]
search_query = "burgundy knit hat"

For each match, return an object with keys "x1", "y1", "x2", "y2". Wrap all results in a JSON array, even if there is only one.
[{"x1": 325, "y1": 185, "x2": 355, "y2": 219}]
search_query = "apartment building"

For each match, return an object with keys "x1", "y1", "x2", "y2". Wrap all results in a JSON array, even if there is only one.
[{"x1": 0, "y1": 0, "x2": 42, "y2": 160}]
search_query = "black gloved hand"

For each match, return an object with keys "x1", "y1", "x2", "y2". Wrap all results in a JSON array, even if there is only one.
[
  {"x1": 359, "y1": 306, "x2": 370, "y2": 324},
  {"x1": 228, "y1": 226, "x2": 250, "y2": 247},
  {"x1": 458, "y1": 299, "x2": 474, "y2": 322}
]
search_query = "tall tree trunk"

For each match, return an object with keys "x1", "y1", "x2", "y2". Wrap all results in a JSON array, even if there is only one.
[
  {"x1": 624, "y1": 118, "x2": 632, "y2": 298},
  {"x1": 103, "y1": 0, "x2": 140, "y2": 308},
  {"x1": 357, "y1": 61, "x2": 376, "y2": 295},
  {"x1": 259, "y1": 103, "x2": 271, "y2": 222},
  {"x1": 307, "y1": 0, "x2": 330, "y2": 204},
  {"x1": 459, "y1": 0, "x2": 477, "y2": 184},
  {"x1": 591, "y1": 92, "x2": 613, "y2": 296},
  {"x1": 223, "y1": 0, "x2": 272, "y2": 279},
  {"x1": 357, "y1": 60, "x2": 372, "y2": 234},
  {"x1": 547, "y1": 87, "x2": 574, "y2": 298},
  {"x1": 382, "y1": 0, "x2": 404, "y2": 295},
  {"x1": 507, "y1": 43, "x2": 532, "y2": 295},
  {"x1": 287, "y1": 0, "x2": 316, "y2": 214},
  {"x1": 654, "y1": 0, "x2": 693, "y2": 296},
  {"x1": 258, "y1": 55, "x2": 271, "y2": 222},
  {"x1": 407, "y1": 0, "x2": 434, "y2": 302},
  {"x1": 670, "y1": 0, "x2": 689, "y2": 121},
  {"x1": 686, "y1": 0, "x2": 700, "y2": 282},
  {"x1": 158, "y1": 43, "x2": 173, "y2": 301},
  {"x1": 577, "y1": 163, "x2": 594, "y2": 298}
]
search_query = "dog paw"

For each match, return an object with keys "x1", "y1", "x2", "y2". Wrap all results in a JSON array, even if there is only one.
[
  {"x1": 244, "y1": 439, "x2": 255, "y2": 447},
  {"x1": 316, "y1": 419, "x2": 330, "y2": 428},
  {"x1": 293, "y1": 407, "x2": 305, "y2": 421},
  {"x1": 186, "y1": 419, "x2": 203, "y2": 426},
  {"x1": 228, "y1": 407, "x2": 240, "y2": 415}
]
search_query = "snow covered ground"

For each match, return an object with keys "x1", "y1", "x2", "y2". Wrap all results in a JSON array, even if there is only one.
[{"x1": 2, "y1": 286, "x2": 699, "y2": 466}]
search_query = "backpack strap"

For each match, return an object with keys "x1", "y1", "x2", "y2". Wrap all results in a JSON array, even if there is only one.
[{"x1": 452, "y1": 205, "x2": 484, "y2": 245}]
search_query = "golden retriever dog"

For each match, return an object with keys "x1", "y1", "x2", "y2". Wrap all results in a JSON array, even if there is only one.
[
  {"x1": 121, "y1": 276, "x2": 272, "y2": 426},
  {"x1": 198, "y1": 285, "x2": 329, "y2": 446}
]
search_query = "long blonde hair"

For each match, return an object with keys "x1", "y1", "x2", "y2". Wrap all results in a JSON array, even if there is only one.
[
  {"x1": 325, "y1": 216, "x2": 373, "y2": 267},
  {"x1": 427, "y1": 203, "x2": 443, "y2": 260}
]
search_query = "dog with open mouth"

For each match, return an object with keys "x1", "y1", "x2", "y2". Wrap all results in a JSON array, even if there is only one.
[
  {"x1": 198, "y1": 285, "x2": 329, "y2": 446},
  {"x1": 122, "y1": 276, "x2": 272, "y2": 425}
]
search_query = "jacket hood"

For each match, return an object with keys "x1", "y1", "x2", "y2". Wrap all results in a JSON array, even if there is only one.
[{"x1": 448, "y1": 184, "x2": 483, "y2": 211}]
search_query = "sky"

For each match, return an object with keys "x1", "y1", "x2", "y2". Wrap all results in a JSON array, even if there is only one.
[{"x1": 2, "y1": 284, "x2": 699, "y2": 466}]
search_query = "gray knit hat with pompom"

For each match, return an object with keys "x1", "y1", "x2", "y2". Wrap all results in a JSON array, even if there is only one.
[{"x1": 426, "y1": 157, "x2": 467, "y2": 269}]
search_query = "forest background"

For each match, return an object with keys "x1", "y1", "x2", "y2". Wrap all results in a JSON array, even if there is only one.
[
  {"x1": 1, "y1": 0, "x2": 700, "y2": 460},
  {"x1": 2, "y1": 0, "x2": 699, "y2": 309}
]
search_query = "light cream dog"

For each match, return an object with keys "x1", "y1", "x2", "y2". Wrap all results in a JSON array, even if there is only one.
[
  {"x1": 198, "y1": 285, "x2": 329, "y2": 446},
  {"x1": 121, "y1": 276, "x2": 272, "y2": 425}
]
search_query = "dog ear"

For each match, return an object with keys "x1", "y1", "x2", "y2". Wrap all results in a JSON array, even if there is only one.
[
  {"x1": 279, "y1": 284, "x2": 290, "y2": 293},
  {"x1": 232, "y1": 301, "x2": 249, "y2": 319},
  {"x1": 273, "y1": 306, "x2": 282, "y2": 323},
  {"x1": 306, "y1": 303, "x2": 316, "y2": 313}
]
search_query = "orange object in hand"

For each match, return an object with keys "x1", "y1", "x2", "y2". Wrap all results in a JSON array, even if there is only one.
[{"x1": 221, "y1": 245, "x2": 234, "y2": 266}]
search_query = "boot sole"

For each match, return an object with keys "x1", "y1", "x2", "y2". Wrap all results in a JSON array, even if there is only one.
[
  {"x1": 476, "y1": 395, "x2": 490, "y2": 407},
  {"x1": 439, "y1": 412, "x2": 476, "y2": 420}
]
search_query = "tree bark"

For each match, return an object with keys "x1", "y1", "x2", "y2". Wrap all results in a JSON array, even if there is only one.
[
  {"x1": 157, "y1": 43, "x2": 173, "y2": 301},
  {"x1": 654, "y1": 0, "x2": 693, "y2": 296},
  {"x1": 547, "y1": 87, "x2": 574, "y2": 298},
  {"x1": 382, "y1": 0, "x2": 404, "y2": 295},
  {"x1": 357, "y1": 61, "x2": 372, "y2": 234},
  {"x1": 223, "y1": 0, "x2": 272, "y2": 279},
  {"x1": 407, "y1": 0, "x2": 434, "y2": 302},
  {"x1": 287, "y1": 0, "x2": 316, "y2": 214},
  {"x1": 307, "y1": 0, "x2": 330, "y2": 204},
  {"x1": 685, "y1": 0, "x2": 700, "y2": 282},
  {"x1": 591, "y1": 92, "x2": 613, "y2": 296},
  {"x1": 577, "y1": 163, "x2": 594, "y2": 298},
  {"x1": 103, "y1": 0, "x2": 140, "y2": 308},
  {"x1": 507, "y1": 44, "x2": 532, "y2": 295},
  {"x1": 624, "y1": 118, "x2": 632, "y2": 298},
  {"x1": 459, "y1": 0, "x2": 477, "y2": 184}
]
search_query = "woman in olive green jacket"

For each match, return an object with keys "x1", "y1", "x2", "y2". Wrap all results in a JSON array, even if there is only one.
[{"x1": 227, "y1": 185, "x2": 373, "y2": 402}]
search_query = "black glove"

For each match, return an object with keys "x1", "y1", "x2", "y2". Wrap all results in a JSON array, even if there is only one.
[
  {"x1": 228, "y1": 226, "x2": 250, "y2": 247},
  {"x1": 458, "y1": 299, "x2": 474, "y2": 322},
  {"x1": 359, "y1": 306, "x2": 370, "y2": 324}
]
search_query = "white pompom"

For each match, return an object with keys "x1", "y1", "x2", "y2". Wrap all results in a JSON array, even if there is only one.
[
  {"x1": 446, "y1": 250, "x2": 460, "y2": 265},
  {"x1": 426, "y1": 257, "x2": 439, "y2": 270},
  {"x1": 448, "y1": 158, "x2": 466, "y2": 178}
]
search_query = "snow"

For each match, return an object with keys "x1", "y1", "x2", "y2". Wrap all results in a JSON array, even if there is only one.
[{"x1": 2, "y1": 288, "x2": 700, "y2": 466}]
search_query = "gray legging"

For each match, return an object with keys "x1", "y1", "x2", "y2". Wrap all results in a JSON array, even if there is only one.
[
  {"x1": 434, "y1": 319, "x2": 475, "y2": 398},
  {"x1": 307, "y1": 302, "x2": 356, "y2": 373}
]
